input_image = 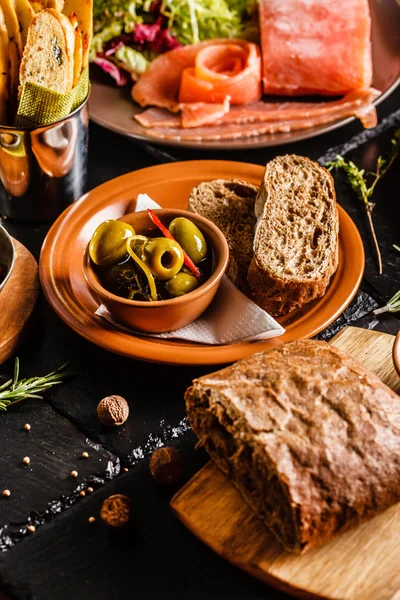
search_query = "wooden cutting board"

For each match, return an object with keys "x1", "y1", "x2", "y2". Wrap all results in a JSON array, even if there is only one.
[
  {"x1": 0, "y1": 238, "x2": 39, "y2": 366},
  {"x1": 171, "y1": 326, "x2": 400, "y2": 600}
]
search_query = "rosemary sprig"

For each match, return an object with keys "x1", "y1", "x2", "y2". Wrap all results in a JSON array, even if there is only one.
[
  {"x1": 327, "y1": 130, "x2": 400, "y2": 275},
  {"x1": 373, "y1": 290, "x2": 400, "y2": 315},
  {"x1": 0, "y1": 358, "x2": 69, "y2": 412}
]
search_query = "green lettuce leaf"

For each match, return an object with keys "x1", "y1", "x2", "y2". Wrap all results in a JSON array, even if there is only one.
[{"x1": 115, "y1": 45, "x2": 149, "y2": 75}]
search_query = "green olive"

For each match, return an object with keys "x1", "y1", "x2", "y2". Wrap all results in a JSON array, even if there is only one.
[
  {"x1": 89, "y1": 220, "x2": 135, "y2": 266},
  {"x1": 169, "y1": 217, "x2": 207, "y2": 264},
  {"x1": 101, "y1": 261, "x2": 136, "y2": 298},
  {"x1": 142, "y1": 238, "x2": 184, "y2": 281},
  {"x1": 165, "y1": 272, "x2": 200, "y2": 297}
]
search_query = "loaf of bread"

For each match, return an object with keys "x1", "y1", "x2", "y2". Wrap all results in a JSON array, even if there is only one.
[
  {"x1": 188, "y1": 179, "x2": 258, "y2": 294},
  {"x1": 185, "y1": 340, "x2": 400, "y2": 553},
  {"x1": 248, "y1": 155, "x2": 339, "y2": 316}
]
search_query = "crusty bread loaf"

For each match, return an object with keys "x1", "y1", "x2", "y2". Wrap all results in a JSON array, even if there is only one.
[
  {"x1": 188, "y1": 179, "x2": 258, "y2": 294},
  {"x1": 248, "y1": 155, "x2": 339, "y2": 316},
  {"x1": 185, "y1": 340, "x2": 400, "y2": 554},
  {"x1": 20, "y1": 8, "x2": 75, "y2": 94}
]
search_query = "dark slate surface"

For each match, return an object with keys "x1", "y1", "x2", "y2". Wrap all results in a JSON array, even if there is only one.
[
  {"x1": 0, "y1": 86, "x2": 399, "y2": 600},
  {"x1": 0, "y1": 396, "x2": 120, "y2": 552}
]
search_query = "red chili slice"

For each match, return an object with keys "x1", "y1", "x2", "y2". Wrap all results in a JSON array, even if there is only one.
[{"x1": 147, "y1": 209, "x2": 201, "y2": 278}]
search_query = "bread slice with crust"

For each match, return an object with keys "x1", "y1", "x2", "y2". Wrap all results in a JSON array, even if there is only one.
[
  {"x1": 20, "y1": 8, "x2": 75, "y2": 93},
  {"x1": 248, "y1": 155, "x2": 339, "y2": 316},
  {"x1": 1, "y1": 0, "x2": 23, "y2": 104},
  {"x1": 0, "y1": 5, "x2": 9, "y2": 123},
  {"x1": 62, "y1": 0, "x2": 92, "y2": 68},
  {"x1": 188, "y1": 179, "x2": 258, "y2": 294},
  {"x1": 69, "y1": 10, "x2": 82, "y2": 86},
  {"x1": 13, "y1": 0, "x2": 35, "y2": 45}
]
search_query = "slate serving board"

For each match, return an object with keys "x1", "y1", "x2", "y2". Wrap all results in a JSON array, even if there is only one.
[{"x1": 171, "y1": 326, "x2": 400, "y2": 600}]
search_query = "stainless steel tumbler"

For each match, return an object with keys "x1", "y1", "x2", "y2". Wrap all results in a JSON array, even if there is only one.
[{"x1": 0, "y1": 97, "x2": 89, "y2": 222}]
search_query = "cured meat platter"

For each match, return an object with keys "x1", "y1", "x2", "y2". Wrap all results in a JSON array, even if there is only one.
[
  {"x1": 171, "y1": 326, "x2": 400, "y2": 600},
  {"x1": 89, "y1": 0, "x2": 400, "y2": 149}
]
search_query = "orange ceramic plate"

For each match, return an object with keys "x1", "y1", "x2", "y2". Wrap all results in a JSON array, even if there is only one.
[{"x1": 39, "y1": 160, "x2": 365, "y2": 366}]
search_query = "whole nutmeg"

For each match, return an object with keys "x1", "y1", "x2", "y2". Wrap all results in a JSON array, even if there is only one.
[
  {"x1": 149, "y1": 447, "x2": 183, "y2": 486},
  {"x1": 100, "y1": 494, "x2": 133, "y2": 529},
  {"x1": 97, "y1": 395, "x2": 129, "y2": 427}
]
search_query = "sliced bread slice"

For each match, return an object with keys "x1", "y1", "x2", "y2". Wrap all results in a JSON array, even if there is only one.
[
  {"x1": 248, "y1": 155, "x2": 339, "y2": 316},
  {"x1": 20, "y1": 8, "x2": 75, "y2": 93},
  {"x1": 62, "y1": 0, "x2": 93, "y2": 69},
  {"x1": 0, "y1": 5, "x2": 9, "y2": 123},
  {"x1": 188, "y1": 179, "x2": 258, "y2": 294}
]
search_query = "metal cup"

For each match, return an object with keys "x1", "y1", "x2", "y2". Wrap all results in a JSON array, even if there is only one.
[{"x1": 0, "y1": 97, "x2": 89, "y2": 222}]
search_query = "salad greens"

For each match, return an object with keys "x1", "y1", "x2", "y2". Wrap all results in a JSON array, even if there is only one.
[
  {"x1": 91, "y1": 0, "x2": 259, "y2": 82},
  {"x1": 93, "y1": 0, "x2": 258, "y2": 44}
]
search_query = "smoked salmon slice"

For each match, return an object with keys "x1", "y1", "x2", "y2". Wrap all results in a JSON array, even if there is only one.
[
  {"x1": 259, "y1": 0, "x2": 373, "y2": 96},
  {"x1": 135, "y1": 88, "x2": 380, "y2": 130},
  {"x1": 178, "y1": 43, "x2": 261, "y2": 105},
  {"x1": 132, "y1": 39, "x2": 261, "y2": 112}
]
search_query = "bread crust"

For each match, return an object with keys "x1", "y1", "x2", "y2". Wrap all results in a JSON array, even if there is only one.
[
  {"x1": 185, "y1": 340, "x2": 400, "y2": 553},
  {"x1": 248, "y1": 155, "x2": 339, "y2": 316}
]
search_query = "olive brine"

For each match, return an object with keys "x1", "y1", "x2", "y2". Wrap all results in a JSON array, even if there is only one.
[{"x1": 89, "y1": 214, "x2": 213, "y2": 301}]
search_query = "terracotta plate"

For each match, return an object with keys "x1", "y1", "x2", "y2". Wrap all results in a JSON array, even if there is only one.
[
  {"x1": 88, "y1": 0, "x2": 400, "y2": 150},
  {"x1": 39, "y1": 161, "x2": 365, "y2": 366}
]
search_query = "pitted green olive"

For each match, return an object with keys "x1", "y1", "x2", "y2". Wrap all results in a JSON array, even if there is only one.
[
  {"x1": 142, "y1": 238, "x2": 184, "y2": 281},
  {"x1": 89, "y1": 220, "x2": 135, "y2": 266},
  {"x1": 165, "y1": 273, "x2": 200, "y2": 297},
  {"x1": 168, "y1": 218, "x2": 207, "y2": 264}
]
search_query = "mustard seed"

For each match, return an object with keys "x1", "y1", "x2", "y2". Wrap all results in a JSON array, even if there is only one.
[
  {"x1": 88, "y1": 516, "x2": 96, "y2": 524},
  {"x1": 82, "y1": 451, "x2": 89, "y2": 459},
  {"x1": 24, "y1": 424, "x2": 31, "y2": 431},
  {"x1": 22, "y1": 456, "x2": 30, "y2": 465},
  {"x1": 87, "y1": 487, "x2": 94, "y2": 493},
  {"x1": 79, "y1": 490, "x2": 86, "y2": 497},
  {"x1": 2, "y1": 490, "x2": 10, "y2": 497},
  {"x1": 27, "y1": 525, "x2": 36, "y2": 533},
  {"x1": 71, "y1": 470, "x2": 78, "y2": 478}
]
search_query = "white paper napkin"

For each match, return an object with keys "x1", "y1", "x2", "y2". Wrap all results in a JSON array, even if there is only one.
[{"x1": 94, "y1": 194, "x2": 285, "y2": 345}]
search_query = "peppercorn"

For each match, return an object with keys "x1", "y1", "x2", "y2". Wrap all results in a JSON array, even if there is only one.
[
  {"x1": 97, "y1": 396, "x2": 129, "y2": 427},
  {"x1": 100, "y1": 494, "x2": 133, "y2": 529},
  {"x1": 149, "y1": 447, "x2": 183, "y2": 486}
]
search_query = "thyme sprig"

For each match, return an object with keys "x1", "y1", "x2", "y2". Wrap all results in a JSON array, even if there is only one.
[
  {"x1": 0, "y1": 358, "x2": 69, "y2": 412},
  {"x1": 327, "y1": 130, "x2": 400, "y2": 275}
]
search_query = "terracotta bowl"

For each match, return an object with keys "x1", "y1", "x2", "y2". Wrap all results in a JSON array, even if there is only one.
[
  {"x1": 0, "y1": 225, "x2": 15, "y2": 293},
  {"x1": 83, "y1": 209, "x2": 229, "y2": 333}
]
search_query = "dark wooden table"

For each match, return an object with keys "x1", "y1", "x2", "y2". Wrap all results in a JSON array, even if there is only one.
[{"x1": 0, "y1": 88, "x2": 399, "y2": 600}]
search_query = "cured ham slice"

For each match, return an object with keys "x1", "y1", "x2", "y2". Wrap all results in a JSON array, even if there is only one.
[
  {"x1": 259, "y1": 0, "x2": 373, "y2": 96},
  {"x1": 132, "y1": 39, "x2": 261, "y2": 112},
  {"x1": 134, "y1": 88, "x2": 380, "y2": 130},
  {"x1": 137, "y1": 89, "x2": 379, "y2": 141}
]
